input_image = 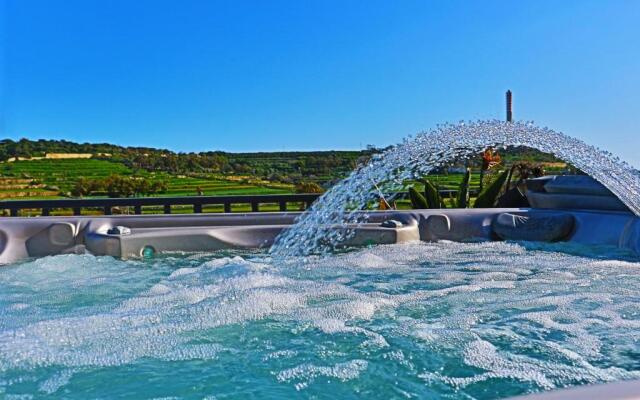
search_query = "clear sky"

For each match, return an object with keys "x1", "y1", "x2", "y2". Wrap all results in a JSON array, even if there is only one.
[{"x1": 1, "y1": 0, "x2": 639, "y2": 165}]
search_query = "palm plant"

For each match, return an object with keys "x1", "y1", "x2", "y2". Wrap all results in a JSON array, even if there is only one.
[
  {"x1": 456, "y1": 168, "x2": 471, "y2": 208},
  {"x1": 473, "y1": 169, "x2": 509, "y2": 208},
  {"x1": 408, "y1": 167, "x2": 509, "y2": 209}
]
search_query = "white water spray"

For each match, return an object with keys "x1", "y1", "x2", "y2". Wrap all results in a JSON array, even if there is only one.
[{"x1": 271, "y1": 120, "x2": 640, "y2": 257}]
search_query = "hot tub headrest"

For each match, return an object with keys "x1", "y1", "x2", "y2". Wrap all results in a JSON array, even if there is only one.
[
  {"x1": 533, "y1": 175, "x2": 614, "y2": 197},
  {"x1": 492, "y1": 212, "x2": 575, "y2": 242}
]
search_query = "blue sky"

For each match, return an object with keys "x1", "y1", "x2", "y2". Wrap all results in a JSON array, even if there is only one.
[{"x1": 2, "y1": 0, "x2": 639, "y2": 165}]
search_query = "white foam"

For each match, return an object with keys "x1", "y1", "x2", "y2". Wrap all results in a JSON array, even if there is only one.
[
  {"x1": 168, "y1": 267, "x2": 199, "y2": 278},
  {"x1": 38, "y1": 369, "x2": 75, "y2": 394},
  {"x1": 2, "y1": 241, "x2": 640, "y2": 396},
  {"x1": 276, "y1": 359, "x2": 368, "y2": 388}
]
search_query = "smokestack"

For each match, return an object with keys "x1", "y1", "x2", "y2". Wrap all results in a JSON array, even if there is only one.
[{"x1": 506, "y1": 90, "x2": 513, "y2": 122}]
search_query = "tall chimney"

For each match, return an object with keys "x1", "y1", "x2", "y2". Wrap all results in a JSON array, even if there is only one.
[{"x1": 506, "y1": 90, "x2": 513, "y2": 122}]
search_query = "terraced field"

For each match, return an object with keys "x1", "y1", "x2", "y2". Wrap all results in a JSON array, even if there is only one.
[
  {"x1": 1, "y1": 159, "x2": 132, "y2": 196},
  {"x1": 0, "y1": 159, "x2": 294, "y2": 200},
  {"x1": 0, "y1": 155, "x2": 565, "y2": 202}
]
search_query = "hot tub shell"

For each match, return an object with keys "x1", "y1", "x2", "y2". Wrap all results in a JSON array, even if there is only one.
[
  {"x1": 1, "y1": 207, "x2": 640, "y2": 263},
  {"x1": 3, "y1": 176, "x2": 640, "y2": 399}
]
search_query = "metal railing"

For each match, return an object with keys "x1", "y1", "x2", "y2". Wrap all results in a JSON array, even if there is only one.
[
  {"x1": 0, "y1": 188, "x2": 484, "y2": 217},
  {"x1": 0, "y1": 194, "x2": 322, "y2": 217}
]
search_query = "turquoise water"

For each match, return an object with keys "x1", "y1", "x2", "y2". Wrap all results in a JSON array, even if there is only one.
[{"x1": 2, "y1": 242, "x2": 640, "y2": 399}]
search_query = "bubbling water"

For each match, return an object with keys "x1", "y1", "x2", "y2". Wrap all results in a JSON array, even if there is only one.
[{"x1": 271, "y1": 120, "x2": 640, "y2": 257}]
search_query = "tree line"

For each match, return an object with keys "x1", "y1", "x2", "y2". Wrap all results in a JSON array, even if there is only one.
[
  {"x1": 1, "y1": 138, "x2": 562, "y2": 189},
  {"x1": 0, "y1": 138, "x2": 381, "y2": 183}
]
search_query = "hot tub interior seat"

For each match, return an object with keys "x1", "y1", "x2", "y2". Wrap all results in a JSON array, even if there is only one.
[
  {"x1": 85, "y1": 219, "x2": 422, "y2": 259},
  {"x1": 526, "y1": 175, "x2": 629, "y2": 212}
]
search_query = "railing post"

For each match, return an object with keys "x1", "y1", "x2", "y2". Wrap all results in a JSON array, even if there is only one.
[
  {"x1": 164, "y1": 204, "x2": 171, "y2": 214},
  {"x1": 224, "y1": 202, "x2": 231, "y2": 213},
  {"x1": 305, "y1": 201, "x2": 314, "y2": 210},
  {"x1": 279, "y1": 201, "x2": 287, "y2": 211},
  {"x1": 194, "y1": 203, "x2": 202, "y2": 213},
  {"x1": 10, "y1": 208, "x2": 18, "y2": 217},
  {"x1": 251, "y1": 201, "x2": 259, "y2": 212},
  {"x1": 42, "y1": 208, "x2": 50, "y2": 216},
  {"x1": 73, "y1": 207, "x2": 82, "y2": 216},
  {"x1": 134, "y1": 205, "x2": 142, "y2": 215},
  {"x1": 104, "y1": 206, "x2": 112, "y2": 215}
]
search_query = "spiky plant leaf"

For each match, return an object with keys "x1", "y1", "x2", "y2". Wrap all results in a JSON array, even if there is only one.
[
  {"x1": 420, "y1": 179, "x2": 442, "y2": 209},
  {"x1": 409, "y1": 186, "x2": 429, "y2": 209},
  {"x1": 456, "y1": 168, "x2": 471, "y2": 208},
  {"x1": 474, "y1": 170, "x2": 509, "y2": 208}
]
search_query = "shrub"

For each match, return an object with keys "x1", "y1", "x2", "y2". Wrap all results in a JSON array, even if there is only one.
[{"x1": 295, "y1": 182, "x2": 324, "y2": 194}]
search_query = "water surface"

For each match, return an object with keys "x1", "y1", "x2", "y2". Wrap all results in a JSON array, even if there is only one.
[{"x1": 1, "y1": 242, "x2": 640, "y2": 399}]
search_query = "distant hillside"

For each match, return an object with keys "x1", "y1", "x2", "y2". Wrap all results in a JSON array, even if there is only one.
[
  {"x1": 0, "y1": 139, "x2": 373, "y2": 184},
  {"x1": 0, "y1": 138, "x2": 564, "y2": 200}
]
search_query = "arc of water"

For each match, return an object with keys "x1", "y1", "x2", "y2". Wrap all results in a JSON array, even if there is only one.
[{"x1": 270, "y1": 120, "x2": 640, "y2": 257}]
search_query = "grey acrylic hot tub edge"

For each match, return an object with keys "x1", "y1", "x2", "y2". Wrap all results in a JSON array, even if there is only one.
[{"x1": 1, "y1": 208, "x2": 639, "y2": 263}]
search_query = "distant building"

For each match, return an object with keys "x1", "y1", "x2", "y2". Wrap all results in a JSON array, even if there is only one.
[
  {"x1": 45, "y1": 153, "x2": 93, "y2": 159},
  {"x1": 5, "y1": 153, "x2": 112, "y2": 162}
]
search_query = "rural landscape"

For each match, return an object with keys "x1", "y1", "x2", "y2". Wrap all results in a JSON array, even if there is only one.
[
  {"x1": 0, "y1": 137, "x2": 565, "y2": 215},
  {"x1": 3, "y1": 1, "x2": 640, "y2": 399}
]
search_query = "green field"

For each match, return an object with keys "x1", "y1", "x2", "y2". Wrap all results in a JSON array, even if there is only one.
[
  {"x1": 0, "y1": 137, "x2": 567, "y2": 204},
  {"x1": 0, "y1": 146, "x2": 568, "y2": 209},
  {"x1": 0, "y1": 159, "x2": 562, "y2": 200},
  {"x1": 0, "y1": 158, "x2": 295, "y2": 200},
  {"x1": 0, "y1": 157, "x2": 493, "y2": 216}
]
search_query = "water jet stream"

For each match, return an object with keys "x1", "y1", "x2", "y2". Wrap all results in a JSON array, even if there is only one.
[{"x1": 271, "y1": 120, "x2": 640, "y2": 257}]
